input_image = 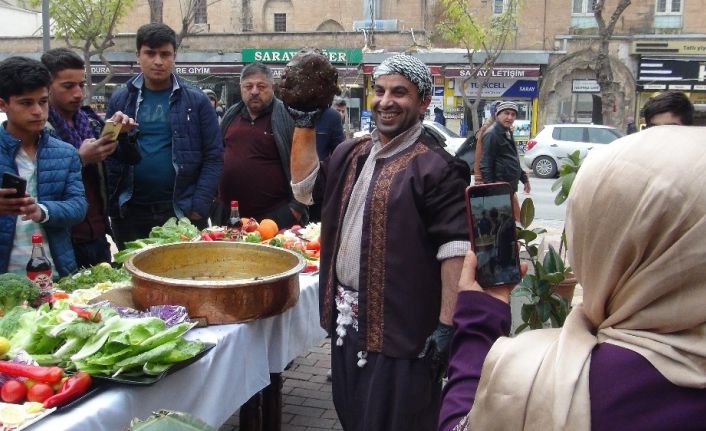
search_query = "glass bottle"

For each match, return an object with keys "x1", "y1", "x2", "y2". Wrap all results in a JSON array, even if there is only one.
[
  {"x1": 227, "y1": 200, "x2": 242, "y2": 229},
  {"x1": 26, "y1": 233, "x2": 53, "y2": 298}
]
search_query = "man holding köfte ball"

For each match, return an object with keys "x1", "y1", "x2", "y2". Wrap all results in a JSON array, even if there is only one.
[{"x1": 288, "y1": 52, "x2": 470, "y2": 430}]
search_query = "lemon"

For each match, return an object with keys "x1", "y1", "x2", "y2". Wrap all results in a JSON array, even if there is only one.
[
  {"x1": 24, "y1": 402, "x2": 45, "y2": 414},
  {"x1": 0, "y1": 404, "x2": 27, "y2": 425},
  {"x1": 0, "y1": 336, "x2": 10, "y2": 357}
]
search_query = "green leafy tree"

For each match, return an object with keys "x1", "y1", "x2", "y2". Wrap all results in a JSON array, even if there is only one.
[
  {"x1": 437, "y1": 0, "x2": 521, "y2": 133},
  {"x1": 593, "y1": 0, "x2": 631, "y2": 127},
  {"x1": 32, "y1": 0, "x2": 134, "y2": 103}
]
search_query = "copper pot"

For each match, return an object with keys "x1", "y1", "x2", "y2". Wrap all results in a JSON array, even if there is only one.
[{"x1": 125, "y1": 241, "x2": 305, "y2": 324}]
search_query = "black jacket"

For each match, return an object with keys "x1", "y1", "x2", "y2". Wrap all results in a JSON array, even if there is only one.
[{"x1": 479, "y1": 122, "x2": 528, "y2": 189}]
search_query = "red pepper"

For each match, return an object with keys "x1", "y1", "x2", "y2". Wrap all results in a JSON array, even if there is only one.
[
  {"x1": 69, "y1": 305, "x2": 101, "y2": 323},
  {"x1": 209, "y1": 230, "x2": 225, "y2": 240},
  {"x1": 0, "y1": 361, "x2": 63, "y2": 384},
  {"x1": 200, "y1": 232, "x2": 213, "y2": 241},
  {"x1": 42, "y1": 372, "x2": 91, "y2": 409},
  {"x1": 51, "y1": 291, "x2": 69, "y2": 301}
]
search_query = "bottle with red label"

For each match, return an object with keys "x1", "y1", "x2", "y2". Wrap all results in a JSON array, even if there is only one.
[
  {"x1": 26, "y1": 233, "x2": 53, "y2": 299},
  {"x1": 227, "y1": 200, "x2": 243, "y2": 229}
]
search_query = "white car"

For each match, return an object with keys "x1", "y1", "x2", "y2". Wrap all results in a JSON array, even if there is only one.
[
  {"x1": 523, "y1": 124, "x2": 623, "y2": 178},
  {"x1": 423, "y1": 120, "x2": 466, "y2": 154}
]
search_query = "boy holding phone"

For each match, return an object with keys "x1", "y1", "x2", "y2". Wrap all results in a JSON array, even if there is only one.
[
  {"x1": 0, "y1": 56, "x2": 87, "y2": 277},
  {"x1": 41, "y1": 48, "x2": 136, "y2": 268}
]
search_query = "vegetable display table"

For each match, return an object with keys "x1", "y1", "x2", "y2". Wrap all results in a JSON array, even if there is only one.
[{"x1": 29, "y1": 273, "x2": 326, "y2": 430}]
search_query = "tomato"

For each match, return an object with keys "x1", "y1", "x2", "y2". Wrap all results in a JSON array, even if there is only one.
[
  {"x1": 244, "y1": 218, "x2": 259, "y2": 233},
  {"x1": 200, "y1": 232, "x2": 213, "y2": 241},
  {"x1": 305, "y1": 239, "x2": 320, "y2": 251},
  {"x1": 27, "y1": 383, "x2": 54, "y2": 403},
  {"x1": 1, "y1": 380, "x2": 27, "y2": 404},
  {"x1": 208, "y1": 230, "x2": 225, "y2": 240},
  {"x1": 51, "y1": 291, "x2": 69, "y2": 301}
]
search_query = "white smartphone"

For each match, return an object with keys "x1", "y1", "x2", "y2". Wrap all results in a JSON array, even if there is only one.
[{"x1": 100, "y1": 120, "x2": 122, "y2": 140}]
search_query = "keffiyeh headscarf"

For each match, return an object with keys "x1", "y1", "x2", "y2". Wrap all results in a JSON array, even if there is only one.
[
  {"x1": 468, "y1": 126, "x2": 706, "y2": 431},
  {"x1": 373, "y1": 54, "x2": 432, "y2": 99}
]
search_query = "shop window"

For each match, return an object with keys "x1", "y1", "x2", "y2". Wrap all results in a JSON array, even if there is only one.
[
  {"x1": 654, "y1": 0, "x2": 682, "y2": 29},
  {"x1": 274, "y1": 13, "x2": 287, "y2": 32},
  {"x1": 194, "y1": 0, "x2": 207, "y2": 24}
]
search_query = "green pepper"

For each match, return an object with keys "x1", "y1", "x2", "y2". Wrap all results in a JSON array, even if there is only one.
[
  {"x1": 269, "y1": 237, "x2": 283, "y2": 247},
  {"x1": 244, "y1": 232, "x2": 262, "y2": 243}
]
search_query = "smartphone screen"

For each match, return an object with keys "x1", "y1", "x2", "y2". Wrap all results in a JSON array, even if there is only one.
[
  {"x1": 2, "y1": 172, "x2": 27, "y2": 198},
  {"x1": 465, "y1": 183, "x2": 521, "y2": 288}
]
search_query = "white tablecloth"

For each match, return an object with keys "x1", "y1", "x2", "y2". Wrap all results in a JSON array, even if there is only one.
[{"x1": 29, "y1": 274, "x2": 326, "y2": 430}]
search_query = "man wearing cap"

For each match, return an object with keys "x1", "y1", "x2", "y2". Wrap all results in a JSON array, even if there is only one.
[
  {"x1": 480, "y1": 100, "x2": 530, "y2": 218},
  {"x1": 289, "y1": 54, "x2": 470, "y2": 430}
]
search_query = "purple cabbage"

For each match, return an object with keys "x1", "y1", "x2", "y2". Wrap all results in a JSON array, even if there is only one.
[
  {"x1": 0, "y1": 352, "x2": 35, "y2": 386},
  {"x1": 91, "y1": 301, "x2": 189, "y2": 327}
]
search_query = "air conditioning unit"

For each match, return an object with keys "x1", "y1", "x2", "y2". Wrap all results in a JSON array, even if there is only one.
[{"x1": 353, "y1": 19, "x2": 398, "y2": 31}]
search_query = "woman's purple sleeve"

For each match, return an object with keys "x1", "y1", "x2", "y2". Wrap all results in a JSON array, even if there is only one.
[{"x1": 438, "y1": 291, "x2": 511, "y2": 431}]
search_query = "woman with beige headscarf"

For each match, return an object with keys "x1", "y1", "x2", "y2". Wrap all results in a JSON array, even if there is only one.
[{"x1": 439, "y1": 126, "x2": 706, "y2": 431}]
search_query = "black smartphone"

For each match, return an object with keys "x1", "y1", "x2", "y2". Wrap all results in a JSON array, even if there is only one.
[
  {"x1": 465, "y1": 182, "x2": 521, "y2": 288},
  {"x1": 2, "y1": 172, "x2": 27, "y2": 198}
]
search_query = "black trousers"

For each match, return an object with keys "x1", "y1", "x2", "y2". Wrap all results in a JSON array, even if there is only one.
[{"x1": 331, "y1": 328, "x2": 441, "y2": 431}]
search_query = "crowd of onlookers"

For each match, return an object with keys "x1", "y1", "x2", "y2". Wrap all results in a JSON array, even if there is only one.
[{"x1": 1, "y1": 19, "x2": 704, "y2": 431}]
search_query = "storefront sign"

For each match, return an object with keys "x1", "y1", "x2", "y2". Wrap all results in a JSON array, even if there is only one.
[
  {"x1": 454, "y1": 78, "x2": 538, "y2": 98},
  {"x1": 175, "y1": 64, "x2": 242, "y2": 75},
  {"x1": 694, "y1": 84, "x2": 706, "y2": 91},
  {"x1": 643, "y1": 84, "x2": 667, "y2": 90},
  {"x1": 242, "y1": 48, "x2": 363, "y2": 64},
  {"x1": 638, "y1": 57, "x2": 706, "y2": 89},
  {"x1": 669, "y1": 84, "x2": 692, "y2": 90},
  {"x1": 572, "y1": 79, "x2": 600, "y2": 93},
  {"x1": 444, "y1": 65, "x2": 540, "y2": 78},
  {"x1": 90, "y1": 63, "x2": 242, "y2": 76},
  {"x1": 632, "y1": 40, "x2": 706, "y2": 55}
]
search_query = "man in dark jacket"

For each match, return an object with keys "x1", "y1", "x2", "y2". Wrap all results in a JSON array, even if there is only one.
[
  {"x1": 479, "y1": 101, "x2": 530, "y2": 219},
  {"x1": 219, "y1": 62, "x2": 307, "y2": 228},
  {"x1": 105, "y1": 23, "x2": 223, "y2": 248},
  {"x1": 42, "y1": 48, "x2": 136, "y2": 267}
]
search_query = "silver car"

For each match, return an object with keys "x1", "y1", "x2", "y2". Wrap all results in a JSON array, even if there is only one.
[
  {"x1": 423, "y1": 120, "x2": 466, "y2": 155},
  {"x1": 523, "y1": 124, "x2": 623, "y2": 178}
]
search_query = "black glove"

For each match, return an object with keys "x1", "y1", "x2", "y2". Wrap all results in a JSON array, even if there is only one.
[
  {"x1": 419, "y1": 322, "x2": 454, "y2": 382},
  {"x1": 286, "y1": 106, "x2": 323, "y2": 128}
]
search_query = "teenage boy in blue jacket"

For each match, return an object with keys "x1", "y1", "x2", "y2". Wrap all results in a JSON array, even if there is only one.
[
  {"x1": 0, "y1": 57, "x2": 87, "y2": 277},
  {"x1": 105, "y1": 23, "x2": 223, "y2": 249}
]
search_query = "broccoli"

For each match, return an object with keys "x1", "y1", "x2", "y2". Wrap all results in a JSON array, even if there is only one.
[
  {"x1": 0, "y1": 306, "x2": 33, "y2": 338},
  {"x1": 0, "y1": 273, "x2": 40, "y2": 316}
]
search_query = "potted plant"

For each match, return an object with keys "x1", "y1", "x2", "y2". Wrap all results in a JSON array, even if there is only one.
[
  {"x1": 512, "y1": 150, "x2": 584, "y2": 333},
  {"x1": 512, "y1": 198, "x2": 572, "y2": 333}
]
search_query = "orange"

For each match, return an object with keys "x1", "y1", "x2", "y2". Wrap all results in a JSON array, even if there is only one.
[{"x1": 257, "y1": 219, "x2": 278, "y2": 240}]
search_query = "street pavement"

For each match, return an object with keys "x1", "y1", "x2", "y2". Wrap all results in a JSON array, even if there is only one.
[{"x1": 219, "y1": 173, "x2": 577, "y2": 431}]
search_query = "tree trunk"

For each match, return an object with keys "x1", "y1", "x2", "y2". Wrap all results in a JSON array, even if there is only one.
[{"x1": 149, "y1": 0, "x2": 163, "y2": 23}]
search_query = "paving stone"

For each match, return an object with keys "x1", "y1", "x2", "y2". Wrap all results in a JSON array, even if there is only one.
[
  {"x1": 282, "y1": 424, "x2": 308, "y2": 431},
  {"x1": 309, "y1": 374, "x2": 329, "y2": 384},
  {"x1": 291, "y1": 387, "x2": 332, "y2": 401},
  {"x1": 303, "y1": 398, "x2": 335, "y2": 410},
  {"x1": 293, "y1": 364, "x2": 329, "y2": 376},
  {"x1": 290, "y1": 415, "x2": 337, "y2": 428},
  {"x1": 283, "y1": 394, "x2": 306, "y2": 406},
  {"x1": 293, "y1": 356, "x2": 317, "y2": 366},
  {"x1": 283, "y1": 369, "x2": 314, "y2": 380},
  {"x1": 286, "y1": 379, "x2": 324, "y2": 391},
  {"x1": 283, "y1": 404, "x2": 325, "y2": 418}
]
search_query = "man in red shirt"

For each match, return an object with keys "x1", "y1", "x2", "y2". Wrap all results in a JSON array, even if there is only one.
[{"x1": 219, "y1": 62, "x2": 307, "y2": 228}]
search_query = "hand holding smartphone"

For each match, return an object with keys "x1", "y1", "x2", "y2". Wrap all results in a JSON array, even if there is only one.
[
  {"x1": 100, "y1": 120, "x2": 122, "y2": 141},
  {"x1": 465, "y1": 183, "x2": 521, "y2": 288},
  {"x1": 2, "y1": 172, "x2": 27, "y2": 198}
]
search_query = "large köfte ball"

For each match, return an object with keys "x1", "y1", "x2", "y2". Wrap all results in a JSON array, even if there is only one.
[{"x1": 280, "y1": 48, "x2": 339, "y2": 111}]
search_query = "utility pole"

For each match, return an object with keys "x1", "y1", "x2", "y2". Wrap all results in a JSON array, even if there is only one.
[{"x1": 42, "y1": 0, "x2": 50, "y2": 51}]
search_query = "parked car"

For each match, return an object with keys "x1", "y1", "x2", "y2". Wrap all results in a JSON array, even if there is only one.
[
  {"x1": 423, "y1": 120, "x2": 466, "y2": 154},
  {"x1": 523, "y1": 124, "x2": 624, "y2": 178}
]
